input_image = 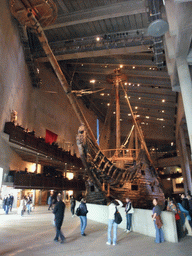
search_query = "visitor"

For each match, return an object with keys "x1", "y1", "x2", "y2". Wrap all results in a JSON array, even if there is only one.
[
  {"x1": 106, "y1": 198, "x2": 123, "y2": 246},
  {"x1": 78, "y1": 198, "x2": 88, "y2": 236},
  {"x1": 70, "y1": 195, "x2": 76, "y2": 217},
  {"x1": 152, "y1": 198, "x2": 164, "y2": 243},
  {"x1": 53, "y1": 194, "x2": 65, "y2": 244},
  {"x1": 125, "y1": 197, "x2": 134, "y2": 233}
]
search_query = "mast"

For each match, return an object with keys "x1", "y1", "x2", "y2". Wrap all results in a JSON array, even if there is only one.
[
  {"x1": 115, "y1": 70, "x2": 121, "y2": 151},
  {"x1": 9, "y1": 1, "x2": 99, "y2": 150}
]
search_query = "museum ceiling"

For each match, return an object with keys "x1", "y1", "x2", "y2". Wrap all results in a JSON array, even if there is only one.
[{"x1": 17, "y1": 0, "x2": 178, "y2": 149}]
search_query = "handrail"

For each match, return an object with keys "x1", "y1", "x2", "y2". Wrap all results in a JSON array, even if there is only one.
[{"x1": 102, "y1": 148, "x2": 140, "y2": 160}]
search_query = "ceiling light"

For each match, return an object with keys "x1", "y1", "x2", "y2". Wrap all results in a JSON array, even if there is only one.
[
  {"x1": 120, "y1": 65, "x2": 123, "y2": 68},
  {"x1": 100, "y1": 93, "x2": 104, "y2": 96},
  {"x1": 129, "y1": 83, "x2": 131, "y2": 86},
  {"x1": 149, "y1": 67, "x2": 152, "y2": 70},
  {"x1": 81, "y1": 64, "x2": 84, "y2": 66},
  {"x1": 128, "y1": 113, "x2": 131, "y2": 116},
  {"x1": 146, "y1": 116, "x2": 149, "y2": 119},
  {"x1": 138, "y1": 97, "x2": 141, "y2": 100},
  {"x1": 162, "y1": 110, "x2": 165, "y2": 113},
  {"x1": 96, "y1": 37, "x2": 100, "y2": 41},
  {"x1": 137, "y1": 84, "x2": 140, "y2": 86},
  {"x1": 90, "y1": 79, "x2": 95, "y2": 83},
  {"x1": 132, "y1": 66, "x2": 135, "y2": 69},
  {"x1": 120, "y1": 119, "x2": 123, "y2": 121},
  {"x1": 113, "y1": 112, "x2": 116, "y2": 114},
  {"x1": 137, "y1": 115, "x2": 140, "y2": 117},
  {"x1": 162, "y1": 99, "x2": 165, "y2": 102},
  {"x1": 135, "y1": 106, "x2": 138, "y2": 109},
  {"x1": 107, "y1": 103, "x2": 110, "y2": 106},
  {"x1": 107, "y1": 93, "x2": 110, "y2": 96},
  {"x1": 125, "y1": 82, "x2": 127, "y2": 85}
]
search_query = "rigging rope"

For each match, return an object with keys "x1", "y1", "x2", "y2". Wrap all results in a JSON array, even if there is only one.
[{"x1": 121, "y1": 124, "x2": 135, "y2": 148}]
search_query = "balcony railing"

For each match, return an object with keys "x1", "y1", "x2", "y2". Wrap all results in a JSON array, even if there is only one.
[
  {"x1": 13, "y1": 172, "x2": 85, "y2": 190},
  {"x1": 4, "y1": 122, "x2": 83, "y2": 167}
]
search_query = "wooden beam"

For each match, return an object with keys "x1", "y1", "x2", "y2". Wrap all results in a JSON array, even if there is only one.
[{"x1": 44, "y1": 0, "x2": 148, "y2": 30}]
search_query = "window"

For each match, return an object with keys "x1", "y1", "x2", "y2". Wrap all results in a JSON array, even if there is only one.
[{"x1": 131, "y1": 185, "x2": 138, "y2": 191}]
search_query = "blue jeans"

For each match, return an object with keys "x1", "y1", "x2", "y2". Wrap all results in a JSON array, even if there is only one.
[
  {"x1": 26, "y1": 204, "x2": 31, "y2": 214},
  {"x1": 126, "y1": 213, "x2": 132, "y2": 231},
  {"x1": 108, "y1": 219, "x2": 118, "y2": 245},
  {"x1": 80, "y1": 216, "x2": 87, "y2": 235},
  {"x1": 154, "y1": 220, "x2": 164, "y2": 243},
  {"x1": 5, "y1": 205, "x2": 9, "y2": 214}
]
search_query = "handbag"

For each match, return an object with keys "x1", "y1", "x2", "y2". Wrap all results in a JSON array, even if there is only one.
[
  {"x1": 175, "y1": 213, "x2": 180, "y2": 220},
  {"x1": 114, "y1": 207, "x2": 122, "y2": 224},
  {"x1": 155, "y1": 215, "x2": 163, "y2": 229},
  {"x1": 129, "y1": 206, "x2": 134, "y2": 214}
]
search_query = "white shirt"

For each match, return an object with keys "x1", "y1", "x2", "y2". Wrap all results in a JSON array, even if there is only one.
[{"x1": 108, "y1": 199, "x2": 123, "y2": 220}]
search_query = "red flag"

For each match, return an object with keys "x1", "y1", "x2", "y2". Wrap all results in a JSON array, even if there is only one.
[{"x1": 45, "y1": 129, "x2": 58, "y2": 144}]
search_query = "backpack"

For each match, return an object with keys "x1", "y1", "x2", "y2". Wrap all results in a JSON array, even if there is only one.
[
  {"x1": 114, "y1": 207, "x2": 122, "y2": 224},
  {"x1": 75, "y1": 207, "x2": 81, "y2": 216}
]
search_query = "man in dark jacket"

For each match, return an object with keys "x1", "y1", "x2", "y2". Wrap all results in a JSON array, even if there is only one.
[
  {"x1": 79, "y1": 198, "x2": 88, "y2": 236},
  {"x1": 53, "y1": 194, "x2": 65, "y2": 243}
]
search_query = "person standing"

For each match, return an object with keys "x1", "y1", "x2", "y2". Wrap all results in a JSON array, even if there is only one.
[
  {"x1": 53, "y1": 194, "x2": 65, "y2": 244},
  {"x1": 48, "y1": 195, "x2": 53, "y2": 210},
  {"x1": 9, "y1": 194, "x2": 14, "y2": 211},
  {"x1": 79, "y1": 198, "x2": 88, "y2": 236},
  {"x1": 106, "y1": 198, "x2": 123, "y2": 246},
  {"x1": 70, "y1": 195, "x2": 76, "y2": 217},
  {"x1": 125, "y1": 198, "x2": 133, "y2": 233},
  {"x1": 152, "y1": 198, "x2": 164, "y2": 243},
  {"x1": 19, "y1": 196, "x2": 26, "y2": 216},
  {"x1": 181, "y1": 194, "x2": 189, "y2": 211},
  {"x1": 5, "y1": 194, "x2": 11, "y2": 214},
  {"x1": 26, "y1": 196, "x2": 32, "y2": 214}
]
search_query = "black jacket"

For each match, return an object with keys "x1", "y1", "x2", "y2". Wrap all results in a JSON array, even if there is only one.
[
  {"x1": 53, "y1": 201, "x2": 65, "y2": 223},
  {"x1": 79, "y1": 202, "x2": 88, "y2": 216}
]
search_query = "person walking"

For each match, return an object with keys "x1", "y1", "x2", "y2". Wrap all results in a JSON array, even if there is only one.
[
  {"x1": 152, "y1": 198, "x2": 164, "y2": 243},
  {"x1": 53, "y1": 194, "x2": 65, "y2": 244},
  {"x1": 125, "y1": 197, "x2": 134, "y2": 233},
  {"x1": 78, "y1": 198, "x2": 88, "y2": 236},
  {"x1": 106, "y1": 198, "x2": 123, "y2": 246},
  {"x1": 70, "y1": 195, "x2": 76, "y2": 217}
]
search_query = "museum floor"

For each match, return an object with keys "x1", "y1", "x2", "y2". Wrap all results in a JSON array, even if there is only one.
[{"x1": 0, "y1": 204, "x2": 191, "y2": 256}]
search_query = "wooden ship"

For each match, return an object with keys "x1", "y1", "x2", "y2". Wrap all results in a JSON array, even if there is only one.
[{"x1": 9, "y1": 0, "x2": 165, "y2": 208}]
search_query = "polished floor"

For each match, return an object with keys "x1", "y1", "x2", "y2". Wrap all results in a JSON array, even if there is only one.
[{"x1": 0, "y1": 204, "x2": 192, "y2": 256}]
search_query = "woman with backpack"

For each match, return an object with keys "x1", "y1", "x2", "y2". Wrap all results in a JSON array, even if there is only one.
[{"x1": 106, "y1": 198, "x2": 123, "y2": 246}]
